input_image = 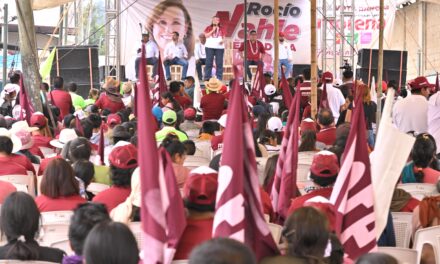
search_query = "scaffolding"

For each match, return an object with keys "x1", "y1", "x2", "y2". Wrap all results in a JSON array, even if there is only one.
[
  {"x1": 320, "y1": 0, "x2": 355, "y2": 77},
  {"x1": 104, "y1": 0, "x2": 120, "y2": 79}
]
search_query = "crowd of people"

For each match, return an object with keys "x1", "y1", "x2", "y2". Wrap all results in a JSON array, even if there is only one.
[{"x1": 0, "y1": 47, "x2": 439, "y2": 264}]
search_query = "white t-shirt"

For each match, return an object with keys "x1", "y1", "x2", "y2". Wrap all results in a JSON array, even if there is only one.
[
  {"x1": 428, "y1": 92, "x2": 440, "y2": 153},
  {"x1": 325, "y1": 83, "x2": 345, "y2": 122},
  {"x1": 393, "y1": 94, "x2": 428, "y2": 134},
  {"x1": 164, "y1": 41, "x2": 188, "y2": 59}
]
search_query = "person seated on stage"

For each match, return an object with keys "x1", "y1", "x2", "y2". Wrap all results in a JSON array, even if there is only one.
[
  {"x1": 170, "y1": 81, "x2": 192, "y2": 109},
  {"x1": 135, "y1": 31, "x2": 159, "y2": 79},
  {"x1": 94, "y1": 77, "x2": 126, "y2": 114},
  {"x1": 35, "y1": 159, "x2": 87, "y2": 212},
  {"x1": 238, "y1": 29, "x2": 265, "y2": 80},
  {"x1": 64, "y1": 203, "x2": 110, "y2": 264},
  {"x1": 49, "y1": 76, "x2": 74, "y2": 119},
  {"x1": 162, "y1": 136, "x2": 190, "y2": 188},
  {"x1": 288, "y1": 151, "x2": 339, "y2": 213},
  {"x1": 155, "y1": 110, "x2": 188, "y2": 142},
  {"x1": 195, "y1": 33, "x2": 207, "y2": 82},
  {"x1": 174, "y1": 167, "x2": 218, "y2": 260},
  {"x1": 189, "y1": 238, "x2": 257, "y2": 264},
  {"x1": 92, "y1": 144, "x2": 138, "y2": 212},
  {"x1": 164, "y1": 31, "x2": 189, "y2": 81},
  {"x1": 0, "y1": 192, "x2": 65, "y2": 262},
  {"x1": 67, "y1": 82, "x2": 86, "y2": 110},
  {"x1": 316, "y1": 108, "x2": 337, "y2": 146},
  {"x1": 201, "y1": 78, "x2": 226, "y2": 121}
]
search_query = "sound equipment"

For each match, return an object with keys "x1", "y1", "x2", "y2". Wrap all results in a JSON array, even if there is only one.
[
  {"x1": 50, "y1": 45, "x2": 99, "y2": 98},
  {"x1": 356, "y1": 68, "x2": 407, "y2": 89},
  {"x1": 99, "y1": 66, "x2": 126, "y2": 82},
  {"x1": 357, "y1": 49, "x2": 408, "y2": 71},
  {"x1": 293, "y1": 64, "x2": 321, "y2": 78}
]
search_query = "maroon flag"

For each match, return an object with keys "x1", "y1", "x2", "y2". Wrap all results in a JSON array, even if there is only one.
[
  {"x1": 98, "y1": 121, "x2": 105, "y2": 165},
  {"x1": 435, "y1": 72, "x2": 439, "y2": 93},
  {"x1": 251, "y1": 63, "x2": 267, "y2": 102},
  {"x1": 138, "y1": 44, "x2": 186, "y2": 263},
  {"x1": 270, "y1": 84, "x2": 301, "y2": 223},
  {"x1": 280, "y1": 67, "x2": 293, "y2": 108},
  {"x1": 18, "y1": 75, "x2": 34, "y2": 123},
  {"x1": 320, "y1": 83, "x2": 329, "y2": 109},
  {"x1": 213, "y1": 66, "x2": 279, "y2": 261},
  {"x1": 330, "y1": 84, "x2": 377, "y2": 260},
  {"x1": 153, "y1": 54, "x2": 168, "y2": 106},
  {"x1": 75, "y1": 115, "x2": 84, "y2": 137}
]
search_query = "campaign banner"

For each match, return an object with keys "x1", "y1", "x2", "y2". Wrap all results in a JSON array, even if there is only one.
[{"x1": 120, "y1": 0, "x2": 396, "y2": 80}]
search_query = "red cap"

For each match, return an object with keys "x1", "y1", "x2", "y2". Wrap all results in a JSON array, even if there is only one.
[
  {"x1": 300, "y1": 118, "x2": 317, "y2": 133},
  {"x1": 381, "y1": 81, "x2": 388, "y2": 93},
  {"x1": 183, "y1": 166, "x2": 218, "y2": 206},
  {"x1": 279, "y1": 32, "x2": 285, "y2": 37},
  {"x1": 29, "y1": 112, "x2": 46, "y2": 128},
  {"x1": 321, "y1": 71, "x2": 333, "y2": 83},
  {"x1": 108, "y1": 144, "x2": 138, "y2": 169},
  {"x1": 304, "y1": 197, "x2": 336, "y2": 232},
  {"x1": 310, "y1": 150, "x2": 339, "y2": 177},
  {"x1": 409, "y1": 76, "x2": 435, "y2": 91},
  {"x1": 184, "y1": 108, "x2": 196, "y2": 121},
  {"x1": 107, "y1": 114, "x2": 122, "y2": 127}
]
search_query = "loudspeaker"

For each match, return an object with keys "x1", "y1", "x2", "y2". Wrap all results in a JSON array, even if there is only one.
[
  {"x1": 293, "y1": 64, "x2": 321, "y2": 78},
  {"x1": 356, "y1": 68, "x2": 407, "y2": 89},
  {"x1": 50, "y1": 45, "x2": 100, "y2": 98},
  {"x1": 357, "y1": 49, "x2": 408, "y2": 71},
  {"x1": 99, "y1": 66, "x2": 126, "y2": 82}
]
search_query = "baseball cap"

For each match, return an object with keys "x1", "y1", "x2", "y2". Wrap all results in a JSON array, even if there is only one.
[
  {"x1": 310, "y1": 150, "x2": 339, "y2": 177},
  {"x1": 217, "y1": 114, "x2": 227, "y2": 128},
  {"x1": 409, "y1": 76, "x2": 435, "y2": 91},
  {"x1": 107, "y1": 114, "x2": 122, "y2": 127},
  {"x1": 279, "y1": 32, "x2": 285, "y2": 37},
  {"x1": 162, "y1": 110, "x2": 177, "y2": 125},
  {"x1": 264, "y1": 84, "x2": 276, "y2": 96},
  {"x1": 300, "y1": 118, "x2": 317, "y2": 133},
  {"x1": 183, "y1": 166, "x2": 218, "y2": 206},
  {"x1": 14, "y1": 129, "x2": 33, "y2": 150},
  {"x1": 321, "y1": 71, "x2": 333, "y2": 83},
  {"x1": 184, "y1": 108, "x2": 196, "y2": 121},
  {"x1": 108, "y1": 144, "x2": 138, "y2": 169},
  {"x1": 267, "y1": 116, "x2": 283, "y2": 132}
]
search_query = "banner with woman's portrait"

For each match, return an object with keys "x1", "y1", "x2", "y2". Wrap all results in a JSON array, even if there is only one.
[{"x1": 120, "y1": 0, "x2": 396, "y2": 79}]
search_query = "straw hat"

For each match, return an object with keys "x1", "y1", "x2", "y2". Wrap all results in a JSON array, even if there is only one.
[
  {"x1": 10, "y1": 120, "x2": 38, "y2": 133},
  {"x1": 204, "y1": 77, "x2": 223, "y2": 92},
  {"x1": 0, "y1": 128, "x2": 22, "y2": 153},
  {"x1": 49, "y1": 128, "x2": 78, "y2": 149},
  {"x1": 102, "y1": 76, "x2": 121, "y2": 96}
]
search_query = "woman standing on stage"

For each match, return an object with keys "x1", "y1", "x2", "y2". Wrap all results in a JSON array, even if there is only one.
[{"x1": 204, "y1": 16, "x2": 225, "y2": 81}]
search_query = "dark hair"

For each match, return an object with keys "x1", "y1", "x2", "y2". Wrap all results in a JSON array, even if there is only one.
[
  {"x1": 68, "y1": 203, "x2": 110, "y2": 255},
  {"x1": 299, "y1": 130, "x2": 317, "y2": 152},
  {"x1": 0, "y1": 116, "x2": 6, "y2": 128},
  {"x1": 61, "y1": 141, "x2": 72, "y2": 160},
  {"x1": 112, "y1": 125, "x2": 131, "y2": 144},
  {"x1": 253, "y1": 136, "x2": 263, "y2": 158},
  {"x1": 254, "y1": 111, "x2": 270, "y2": 140},
  {"x1": 9, "y1": 73, "x2": 20, "y2": 84},
  {"x1": 209, "y1": 154, "x2": 222, "y2": 171},
  {"x1": 161, "y1": 91, "x2": 182, "y2": 112},
  {"x1": 117, "y1": 110, "x2": 131, "y2": 123},
  {"x1": 72, "y1": 160, "x2": 95, "y2": 187},
  {"x1": 87, "y1": 114, "x2": 102, "y2": 129},
  {"x1": 318, "y1": 109, "x2": 334, "y2": 127},
  {"x1": 355, "y1": 253, "x2": 398, "y2": 264},
  {"x1": 259, "y1": 130, "x2": 277, "y2": 145},
  {"x1": 183, "y1": 140, "x2": 196, "y2": 155},
  {"x1": 169, "y1": 81, "x2": 181, "y2": 94},
  {"x1": 0, "y1": 192, "x2": 41, "y2": 260},
  {"x1": 0, "y1": 136, "x2": 13, "y2": 155},
  {"x1": 64, "y1": 114, "x2": 75, "y2": 128},
  {"x1": 283, "y1": 207, "x2": 329, "y2": 262},
  {"x1": 162, "y1": 137, "x2": 186, "y2": 161},
  {"x1": 110, "y1": 165, "x2": 134, "y2": 188},
  {"x1": 121, "y1": 121, "x2": 137, "y2": 137},
  {"x1": 310, "y1": 172, "x2": 337, "y2": 187},
  {"x1": 67, "y1": 82, "x2": 78, "y2": 92},
  {"x1": 80, "y1": 119, "x2": 94, "y2": 139},
  {"x1": 303, "y1": 68, "x2": 311, "y2": 80},
  {"x1": 53, "y1": 76, "x2": 64, "y2": 89},
  {"x1": 40, "y1": 82, "x2": 50, "y2": 92},
  {"x1": 263, "y1": 154, "x2": 279, "y2": 191},
  {"x1": 185, "y1": 76, "x2": 195, "y2": 83},
  {"x1": 69, "y1": 137, "x2": 92, "y2": 162},
  {"x1": 342, "y1": 70, "x2": 353, "y2": 79},
  {"x1": 130, "y1": 133, "x2": 138, "y2": 147},
  {"x1": 83, "y1": 221, "x2": 139, "y2": 264},
  {"x1": 412, "y1": 133, "x2": 437, "y2": 182},
  {"x1": 41, "y1": 159, "x2": 79, "y2": 198},
  {"x1": 201, "y1": 121, "x2": 216, "y2": 135},
  {"x1": 189, "y1": 238, "x2": 257, "y2": 264},
  {"x1": 173, "y1": 31, "x2": 180, "y2": 37}
]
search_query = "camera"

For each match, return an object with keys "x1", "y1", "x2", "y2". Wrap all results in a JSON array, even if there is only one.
[{"x1": 339, "y1": 59, "x2": 352, "y2": 72}]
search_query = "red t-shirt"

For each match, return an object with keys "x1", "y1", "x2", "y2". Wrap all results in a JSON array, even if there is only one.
[
  {"x1": 299, "y1": 82, "x2": 311, "y2": 109},
  {"x1": 260, "y1": 187, "x2": 274, "y2": 217},
  {"x1": 174, "y1": 218, "x2": 214, "y2": 260},
  {"x1": 49, "y1": 90, "x2": 73, "y2": 119},
  {"x1": 38, "y1": 156, "x2": 62, "y2": 176},
  {"x1": 174, "y1": 95, "x2": 192, "y2": 109},
  {"x1": 35, "y1": 194, "x2": 87, "y2": 212},
  {"x1": 8, "y1": 154, "x2": 35, "y2": 174},
  {"x1": 0, "y1": 180, "x2": 17, "y2": 204},
  {"x1": 400, "y1": 197, "x2": 420, "y2": 213},
  {"x1": 316, "y1": 127, "x2": 337, "y2": 146},
  {"x1": 238, "y1": 40, "x2": 266, "y2": 61},
  {"x1": 288, "y1": 188, "x2": 333, "y2": 215},
  {"x1": 29, "y1": 135, "x2": 54, "y2": 158},
  {"x1": 92, "y1": 186, "x2": 131, "y2": 212},
  {"x1": 200, "y1": 93, "x2": 225, "y2": 120},
  {"x1": 204, "y1": 25, "x2": 225, "y2": 37},
  {"x1": 0, "y1": 159, "x2": 28, "y2": 176},
  {"x1": 94, "y1": 94, "x2": 125, "y2": 113},
  {"x1": 211, "y1": 134, "x2": 224, "y2": 151},
  {"x1": 422, "y1": 168, "x2": 440, "y2": 184}
]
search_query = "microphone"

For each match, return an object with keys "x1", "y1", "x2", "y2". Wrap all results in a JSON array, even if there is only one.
[{"x1": 139, "y1": 23, "x2": 143, "y2": 33}]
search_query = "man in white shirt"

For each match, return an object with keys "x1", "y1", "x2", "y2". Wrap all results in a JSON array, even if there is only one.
[
  {"x1": 135, "y1": 32, "x2": 159, "y2": 79},
  {"x1": 321, "y1": 71, "x2": 345, "y2": 121},
  {"x1": 393, "y1": 76, "x2": 432, "y2": 134},
  {"x1": 194, "y1": 33, "x2": 207, "y2": 81},
  {"x1": 273, "y1": 32, "x2": 293, "y2": 78},
  {"x1": 163, "y1": 31, "x2": 189, "y2": 80}
]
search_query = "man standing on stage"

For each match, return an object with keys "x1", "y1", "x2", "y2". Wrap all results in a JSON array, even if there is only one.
[
  {"x1": 239, "y1": 29, "x2": 266, "y2": 80},
  {"x1": 195, "y1": 33, "x2": 207, "y2": 81},
  {"x1": 163, "y1": 32, "x2": 189, "y2": 81},
  {"x1": 135, "y1": 32, "x2": 159, "y2": 79},
  {"x1": 274, "y1": 32, "x2": 293, "y2": 79}
]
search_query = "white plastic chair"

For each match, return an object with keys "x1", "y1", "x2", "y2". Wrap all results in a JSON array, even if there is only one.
[
  {"x1": 398, "y1": 183, "x2": 439, "y2": 200},
  {"x1": 129, "y1": 222, "x2": 142, "y2": 249},
  {"x1": 297, "y1": 164, "x2": 311, "y2": 183},
  {"x1": 267, "y1": 223, "x2": 283, "y2": 244},
  {"x1": 171, "y1": 260, "x2": 189, "y2": 264},
  {"x1": 391, "y1": 212, "x2": 413, "y2": 248},
  {"x1": 1, "y1": 173, "x2": 35, "y2": 197},
  {"x1": 41, "y1": 211, "x2": 73, "y2": 225},
  {"x1": 377, "y1": 247, "x2": 418, "y2": 264},
  {"x1": 39, "y1": 147, "x2": 56, "y2": 159},
  {"x1": 87, "y1": 182, "x2": 110, "y2": 195},
  {"x1": 38, "y1": 224, "x2": 70, "y2": 254},
  {"x1": 194, "y1": 141, "x2": 212, "y2": 160},
  {"x1": 413, "y1": 225, "x2": 440, "y2": 264}
]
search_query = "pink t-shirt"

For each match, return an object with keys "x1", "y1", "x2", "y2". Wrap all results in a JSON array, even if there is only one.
[
  {"x1": 422, "y1": 168, "x2": 440, "y2": 184},
  {"x1": 172, "y1": 163, "x2": 190, "y2": 188}
]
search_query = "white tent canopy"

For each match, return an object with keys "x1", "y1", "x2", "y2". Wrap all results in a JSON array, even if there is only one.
[{"x1": 32, "y1": 0, "x2": 74, "y2": 10}]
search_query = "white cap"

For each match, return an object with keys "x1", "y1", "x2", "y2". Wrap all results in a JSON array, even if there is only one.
[
  {"x1": 264, "y1": 84, "x2": 276, "y2": 96},
  {"x1": 217, "y1": 114, "x2": 227, "y2": 128},
  {"x1": 267, "y1": 116, "x2": 283, "y2": 132}
]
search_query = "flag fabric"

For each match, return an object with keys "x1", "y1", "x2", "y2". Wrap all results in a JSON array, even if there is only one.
[
  {"x1": 74, "y1": 115, "x2": 84, "y2": 137},
  {"x1": 251, "y1": 63, "x2": 267, "y2": 102},
  {"x1": 39, "y1": 47, "x2": 57, "y2": 80},
  {"x1": 370, "y1": 88, "x2": 415, "y2": 237},
  {"x1": 319, "y1": 83, "x2": 329, "y2": 109},
  {"x1": 18, "y1": 75, "x2": 34, "y2": 123},
  {"x1": 153, "y1": 54, "x2": 168, "y2": 106},
  {"x1": 370, "y1": 76, "x2": 377, "y2": 104},
  {"x1": 435, "y1": 72, "x2": 439, "y2": 93},
  {"x1": 138, "y1": 44, "x2": 186, "y2": 264},
  {"x1": 98, "y1": 121, "x2": 105, "y2": 166},
  {"x1": 329, "y1": 84, "x2": 377, "y2": 260},
  {"x1": 280, "y1": 66, "x2": 293, "y2": 108},
  {"x1": 213, "y1": 66, "x2": 279, "y2": 261},
  {"x1": 271, "y1": 84, "x2": 301, "y2": 223}
]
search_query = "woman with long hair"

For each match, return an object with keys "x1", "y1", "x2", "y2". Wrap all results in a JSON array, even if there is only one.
[{"x1": 203, "y1": 16, "x2": 225, "y2": 80}]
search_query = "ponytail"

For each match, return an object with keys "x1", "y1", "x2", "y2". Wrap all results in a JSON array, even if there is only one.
[{"x1": 5, "y1": 236, "x2": 39, "y2": 260}]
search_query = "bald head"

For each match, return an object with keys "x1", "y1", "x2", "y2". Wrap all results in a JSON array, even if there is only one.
[
  {"x1": 318, "y1": 109, "x2": 335, "y2": 128},
  {"x1": 199, "y1": 33, "x2": 206, "y2": 44}
]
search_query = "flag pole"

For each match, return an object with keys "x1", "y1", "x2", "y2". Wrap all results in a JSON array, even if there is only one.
[
  {"x1": 376, "y1": 0, "x2": 384, "y2": 126},
  {"x1": 243, "y1": 0, "x2": 248, "y2": 83},
  {"x1": 273, "y1": 0, "x2": 279, "y2": 88},
  {"x1": 310, "y1": 0, "x2": 318, "y2": 119}
]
